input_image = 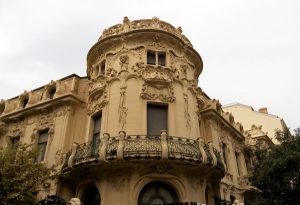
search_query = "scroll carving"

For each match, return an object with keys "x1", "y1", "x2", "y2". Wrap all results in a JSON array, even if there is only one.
[
  {"x1": 31, "y1": 112, "x2": 55, "y2": 145},
  {"x1": 87, "y1": 91, "x2": 108, "y2": 115},
  {"x1": 140, "y1": 83, "x2": 175, "y2": 102}
]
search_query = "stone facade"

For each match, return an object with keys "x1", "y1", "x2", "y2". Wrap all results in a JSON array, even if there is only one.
[{"x1": 0, "y1": 17, "x2": 250, "y2": 205}]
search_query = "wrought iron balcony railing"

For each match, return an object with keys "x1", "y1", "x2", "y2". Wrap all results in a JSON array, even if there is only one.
[{"x1": 63, "y1": 131, "x2": 225, "y2": 172}]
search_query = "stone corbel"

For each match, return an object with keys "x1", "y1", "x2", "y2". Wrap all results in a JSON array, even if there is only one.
[
  {"x1": 99, "y1": 133, "x2": 110, "y2": 162},
  {"x1": 197, "y1": 138, "x2": 207, "y2": 163},
  {"x1": 68, "y1": 143, "x2": 78, "y2": 168},
  {"x1": 117, "y1": 131, "x2": 126, "y2": 160},
  {"x1": 160, "y1": 130, "x2": 168, "y2": 160},
  {"x1": 208, "y1": 142, "x2": 218, "y2": 166}
]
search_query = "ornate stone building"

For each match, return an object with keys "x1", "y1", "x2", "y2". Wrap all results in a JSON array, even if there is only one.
[{"x1": 0, "y1": 17, "x2": 250, "y2": 205}]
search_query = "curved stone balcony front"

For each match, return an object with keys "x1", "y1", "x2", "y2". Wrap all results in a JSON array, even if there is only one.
[{"x1": 63, "y1": 131, "x2": 225, "y2": 173}]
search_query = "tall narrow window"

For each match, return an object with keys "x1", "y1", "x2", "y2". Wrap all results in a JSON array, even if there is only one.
[
  {"x1": 147, "y1": 104, "x2": 168, "y2": 136},
  {"x1": 158, "y1": 53, "x2": 166, "y2": 66},
  {"x1": 49, "y1": 88, "x2": 56, "y2": 99},
  {"x1": 36, "y1": 130, "x2": 48, "y2": 162},
  {"x1": 147, "y1": 51, "x2": 156, "y2": 65},
  {"x1": 92, "y1": 114, "x2": 102, "y2": 154}
]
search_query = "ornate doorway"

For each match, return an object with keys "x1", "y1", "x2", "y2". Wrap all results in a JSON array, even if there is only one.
[{"x1": 138, "y1": 181, "x2": 179, "y2": 205}]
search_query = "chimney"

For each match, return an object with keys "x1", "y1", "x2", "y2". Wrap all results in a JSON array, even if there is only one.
[{"x1": 259, "y1": 107, "x2": 268, "y2": 114}]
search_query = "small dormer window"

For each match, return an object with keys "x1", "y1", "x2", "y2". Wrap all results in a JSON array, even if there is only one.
[
  {"x1": 49, "y1": 88, "x2": 56, "y2": 99},
  {"x1": 147, "y1": 51, "x2": 166, "y2": 66},
  {"x1": 22, "y1": 98, "x2": 28, "y2": 108},
  {"x1": 100, "y1": 60, "x2": 105, "y2": 75}
]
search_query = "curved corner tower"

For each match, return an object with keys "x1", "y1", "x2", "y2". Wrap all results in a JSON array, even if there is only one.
[{"x1": 0, "y1": 17, "x2": 249, "y2": 205}]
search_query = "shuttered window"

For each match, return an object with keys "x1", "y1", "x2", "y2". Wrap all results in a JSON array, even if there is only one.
[
  {"x1": 36, "y1": 130, "x2": 48, "y2": 162},
  {"x1": 147, "y1": 104, "x2": 168, "y2": 135}
]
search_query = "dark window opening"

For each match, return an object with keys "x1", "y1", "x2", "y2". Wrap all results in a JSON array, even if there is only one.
[
  {"x1": 82, "y1": 186, "x2": 101, "y2": 205},
  {"x1": 92, "y1": 114, "x2": 102, "y2": 154},
  {"x1": 222, "y1": 143, "x2": 228, "y2": 167},
  {"x1": 158, "y1": 53, "x2": 166, "y2": 66},
  {"x1": 22, "y1": 98, "x2": 29, "y2": 108},
  {"x1": 138, "y1": 181, "x2": 178, "y2": 205},
  {"x1": 147, "y1": 104, "x2": 168, "y2": 136},
  {"x1": 49, "y1": 88, "x2": 56, "y2": 99},
  {"x1": 11, "y1": 136, "x2": 20, "y2": 150},
  {"x1": 36, "y1": 130, "x2": 48, "y2": 162},
  {"x1": 100, "y1": 61, "x2": 105, "y2": 75},
  {"x1": 147, "y1": 51, "x2": 156, "y2": 65}
]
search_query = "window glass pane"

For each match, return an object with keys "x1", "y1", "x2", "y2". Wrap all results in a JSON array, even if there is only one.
[
  {"x1": 147, "y1": 104, "x2": 168, "y2": 135},
  {"x1": 37, "y1": 143, "x2": 47, "y2": 162},
  {"x1": 38, "y1": 131, "x2": 48, "y2": 143},
  {"x1": 158, "y1": 53, "x2": 166, "y2": 66},
  {"x1": 147, "y1": 52, "x2": 156, "y2": 65},
  {"x1": 93, "y1": 115, "x2": 102, "y2": 134}
]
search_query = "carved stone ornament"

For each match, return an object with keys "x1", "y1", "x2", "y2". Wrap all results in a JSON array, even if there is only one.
[
  {"x1": 87, "y1": 91, "x2": 108, "y2": 115},
  {"x1": 7, "y1": 121, "x2": 25, "y2": 139},
  {"x1": 140, "y1": 65, "x2": 173, "y2": 83},
  {"x1": 118, "y1": 86, "x2": 128, "y2": 130},
  {"x1": 119, "y1": 55, "x2": 129, "y2": 71},
  {"x1": 31, "y1": 112, "x2": 54, "y2": 144},
  {"x1": 140, "y1": 82, "x2": 175, "y2": 102},
  {"x1": 89, "y1": 75, "x2": 107, "y2": 98},
  {"x1": 183, "y1": 93, "x2": 191, "y2": 131},
  {"x1": 0, "y1": 121, "x2": 7, "y2": 136}
]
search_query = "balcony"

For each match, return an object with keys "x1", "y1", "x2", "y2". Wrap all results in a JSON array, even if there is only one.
[{"x1": 62, "y1": 131, "x2": 225, "y2": 173}]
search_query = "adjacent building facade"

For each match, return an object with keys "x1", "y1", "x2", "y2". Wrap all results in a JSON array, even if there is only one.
[
  {"x1": 0, "y1": 17, "x2": 251, "y2": 205},
  {"x1": 223, "y1": 103, "x2": 288, "y2": 144}
]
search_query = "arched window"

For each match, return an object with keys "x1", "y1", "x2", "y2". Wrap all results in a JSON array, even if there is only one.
[
  {"x1": 138, "y1": 181, "x2": 178, "y2": 205},
  {"x1": 48, "y1": 87, "x2": 56, "y2": 99},
  {"x1": 82, "y1": 185, "x2": 100, "y2": 205}
]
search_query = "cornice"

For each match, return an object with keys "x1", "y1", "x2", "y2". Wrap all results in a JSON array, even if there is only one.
[{"x1": 0, "y1": 93, "x2": 84, "y2": 122}]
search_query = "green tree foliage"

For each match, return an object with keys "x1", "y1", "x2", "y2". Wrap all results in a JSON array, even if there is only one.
[
  {"x1": 246, "y1": 128, "x2": 300, "y2": 205},
  {"x1": 0, "y1": 141, "x2": 56, "y2": 205}
]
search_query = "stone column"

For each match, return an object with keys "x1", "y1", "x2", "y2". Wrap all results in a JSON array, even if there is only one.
[
  {"x1": 68, "y1": 143, "x2": 78, "y2": 168},
  {"x1": 160, "y1": 130, "x2": 168, "y2": 160},
  {"x1": 99, "y1": 133, "x2": 110, "y2": 162},
  {"x1": 117, "y1": 131, "x2": 126, "y2": 160}
]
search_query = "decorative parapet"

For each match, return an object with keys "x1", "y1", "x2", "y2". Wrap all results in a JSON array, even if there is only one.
[
  {"x1": 99, "y1": 17, "x2": 193, "y2": 47},
  {"x1": 64, "y1": 132, "x2": 224, "y2": 173},
  {"x1": 203, "y1": 99, "x2": 245, "y2": 135},
  {"x1": 0, "y1": 75, "x2": 83, "y2": 118}
]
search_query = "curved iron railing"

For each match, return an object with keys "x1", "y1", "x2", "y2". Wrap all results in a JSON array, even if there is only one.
[{"x1": 65, "y1": 134, "x2": 224, "y2": 172}]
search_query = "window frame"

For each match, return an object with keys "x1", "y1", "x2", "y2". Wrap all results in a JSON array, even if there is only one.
[
  {"x1": 36, "y1": 129, "x2": 49, "y2": 163},
  {"x1": 147, "y1": 103, "x2": 168, "y2": 136},
  {"x1": 146, "y1": 50, "x2": 166, "y2": 66}
]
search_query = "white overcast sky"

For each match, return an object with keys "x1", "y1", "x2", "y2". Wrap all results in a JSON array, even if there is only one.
[{"x1": 0, "y1": 0, "x2": 299, "y2": 130}]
